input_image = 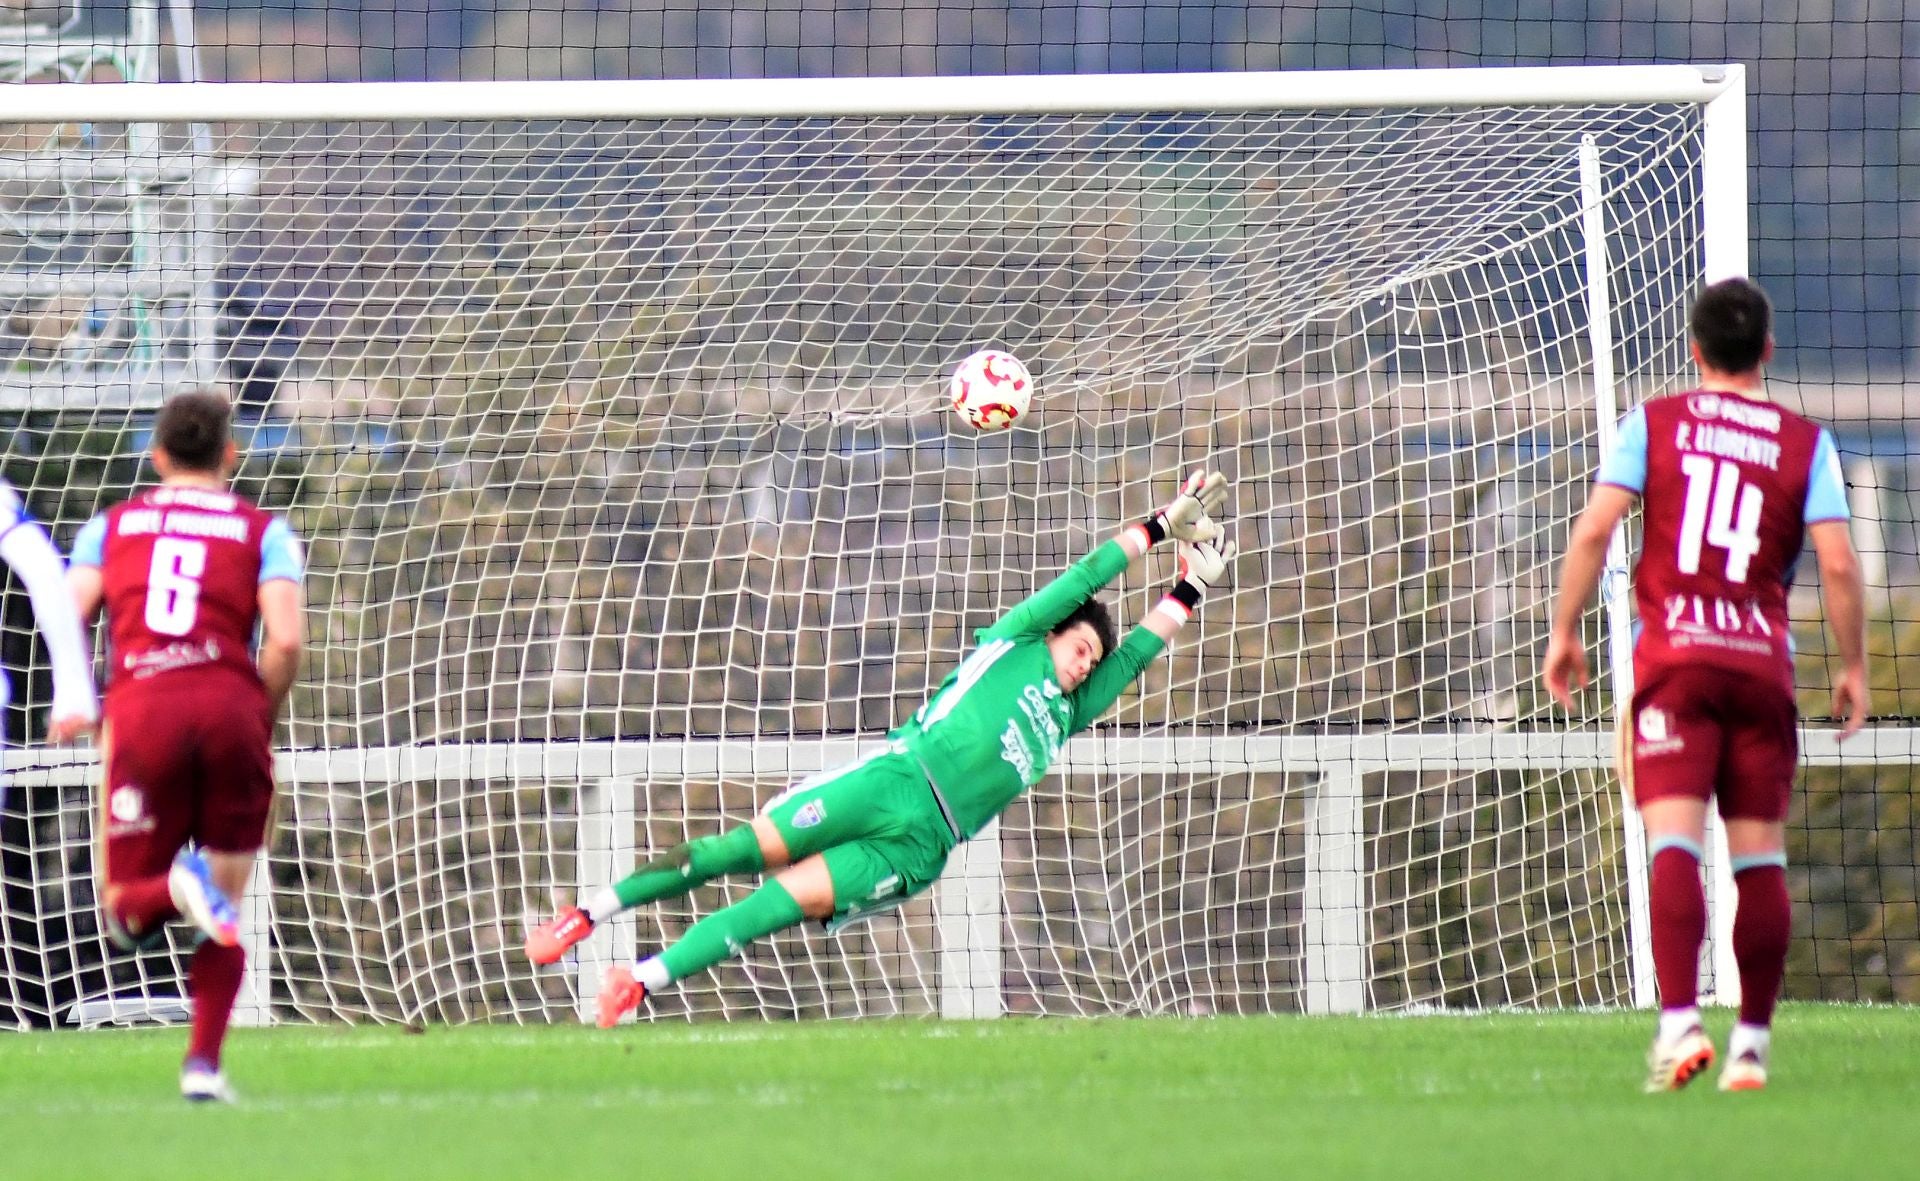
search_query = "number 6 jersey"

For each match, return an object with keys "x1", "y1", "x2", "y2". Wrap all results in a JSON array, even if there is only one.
[
  {"x1": 71, "y1": 486, "x2": 304, "y2": 695},
  {"x1": 1597, "y1": 388, "x2": 1850, "y2": 696}
]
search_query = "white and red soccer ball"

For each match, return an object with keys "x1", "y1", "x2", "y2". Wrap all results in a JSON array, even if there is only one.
[{"x1": 948, "y1": 348, "x2": 1032, "y2": 431}]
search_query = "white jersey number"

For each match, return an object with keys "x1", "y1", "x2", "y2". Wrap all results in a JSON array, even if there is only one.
[
  {"x1": 1676, "y1": 454, "x2": 1764, "y2": 583},
  {"x1": 145, "y1": 537, "x2": 208, "y2": 636}
]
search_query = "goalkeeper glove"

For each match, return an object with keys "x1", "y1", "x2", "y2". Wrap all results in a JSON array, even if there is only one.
[
  {"x1": 1129, "y1": 470, "x2": 1228, "y2": 550},
  {"x1": 1156, "y1": 536, "x2": 1237, "y2": 625}
]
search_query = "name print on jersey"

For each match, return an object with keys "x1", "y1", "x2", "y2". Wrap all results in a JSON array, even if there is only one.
[
  {"x1": 117, "y1": 508, "x2": 252, "y2": 543},
  {"x1": 1678, "y1": 392, "x2": 1785, "y2": 475}
]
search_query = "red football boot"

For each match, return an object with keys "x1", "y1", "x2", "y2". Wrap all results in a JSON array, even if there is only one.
[
  {"x1": 524, "y1": 906, "x2": 595, "y2": 965},
  {"x1": 596, "y1": 965, "x2": 647, "y2": 1028}
]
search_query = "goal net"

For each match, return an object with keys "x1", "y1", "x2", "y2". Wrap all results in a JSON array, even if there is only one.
[{"x1": 0, "y1": 67, "x2": 1746, "y2": 1026}]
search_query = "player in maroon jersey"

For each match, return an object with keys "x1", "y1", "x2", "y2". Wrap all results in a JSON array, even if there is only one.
[
  {"x1": 1543, "y1": 277, "x2": 1867, "y2": 1093},
  {"x1": 69, "y1": 391, "x2": 305, "y2": 1103}
]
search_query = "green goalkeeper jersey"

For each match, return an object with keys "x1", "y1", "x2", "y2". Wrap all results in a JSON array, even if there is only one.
[{"x1": 894, "y1": 538, "x2": 1167, "y2": 841}]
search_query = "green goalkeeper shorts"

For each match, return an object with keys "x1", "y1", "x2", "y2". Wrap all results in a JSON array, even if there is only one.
[{"x1": 761, "y1": 745, "x2": 955, "y2": 927}]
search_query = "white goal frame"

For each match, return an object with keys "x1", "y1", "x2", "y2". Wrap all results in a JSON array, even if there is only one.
[
  {"x1": 5, "y1": 63, "x2": 1831, "y2": 1023},
  {"x1": 2, "y1": 65, "x2": 1744, "y2": 124}
]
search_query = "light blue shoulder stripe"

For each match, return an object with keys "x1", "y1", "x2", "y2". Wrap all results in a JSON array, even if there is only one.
[
  {"x1": 1595, "y1": 405, "x2": 1648, "y2": 493},
  {"x1": 70, "y1": 515, "x2": 108, "y2": 568},
  {"x1": 1803, "y1": 429, "x2": 1849, "y2": 523},
  {"x1": 258, "y1": 517, "x2": 305, "y2": 584}
]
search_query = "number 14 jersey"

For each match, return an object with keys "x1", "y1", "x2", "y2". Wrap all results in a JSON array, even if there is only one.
[
  {"x1": 1597, "y1": 389, "x2": 1850, "y2": 696},
  {"x1": 72, "y1": 486, "x2": 304, "y2": 695}
]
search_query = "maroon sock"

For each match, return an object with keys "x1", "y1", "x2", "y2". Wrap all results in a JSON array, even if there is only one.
[
  {"x1": 1732, "y1": 863, "x2": 1791, "y2": 1027},
  {"x1": 186, "y1": 941, "x2": 246, "y2": 1070},
  {"x1": 110, "y1": 875, "x2": 179, "y2": 942},
  {"x1": 1648, "y1": 846, "x2": 1707, "y2": 1010}
]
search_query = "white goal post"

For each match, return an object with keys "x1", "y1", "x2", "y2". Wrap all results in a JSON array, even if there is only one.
[{"x1": 3, "y1": 63, "x2": 1851, "y2": 1029}]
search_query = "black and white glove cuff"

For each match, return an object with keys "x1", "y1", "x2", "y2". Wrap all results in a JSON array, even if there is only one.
[
  {"x1": 1127, "y1": 516, "x2": 1170, "y2": 552},
  {"x1": 1155, "y1": 580, "x2": 1204, "y2": 624}
]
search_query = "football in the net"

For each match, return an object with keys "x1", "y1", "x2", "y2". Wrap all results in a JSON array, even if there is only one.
[{"x1": 948, "y1": 348, "x2": 1032, "y2": 431}]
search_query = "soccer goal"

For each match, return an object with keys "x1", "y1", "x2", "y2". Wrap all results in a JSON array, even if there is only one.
[{"x1": 1, "y1": 64, "x2": 1783, "y2": 1027}]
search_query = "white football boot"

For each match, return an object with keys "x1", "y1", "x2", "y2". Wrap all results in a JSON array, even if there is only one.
[
  {"x1": 1717, "y1": 1050, "x2": 1768, "y2": 1092},
  {"x1": 181, "y1": 1061, "x2": 238, "y2": 1104},
  {"x1": 1644, "y1": 1025, "x2": 1716, "y2": 1093}
]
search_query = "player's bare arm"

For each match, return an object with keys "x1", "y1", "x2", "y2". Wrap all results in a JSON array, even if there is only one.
[
  {"x1": 257, "y1": 577, "x2": 305, "y2": 721},
  {"x1": 1542, "y1": 483, "x2": 1637, "y2": 708},
  {"x1": 68, "y1": 561, "x2": 103, "y2": 622},
  {"x1": 1809, "y1": 519, "x2": 1869, "y2": 737}
]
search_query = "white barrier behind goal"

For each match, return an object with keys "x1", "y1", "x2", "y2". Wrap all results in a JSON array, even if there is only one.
[{"x1": 0, "y1": 66, "x2": 1754, "y2": 1025}]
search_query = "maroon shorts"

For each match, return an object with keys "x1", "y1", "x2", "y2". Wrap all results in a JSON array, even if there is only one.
[
  {"x1": 1629, "y1": 665, "x2": 1798, "y2": 821},
  {"x1": 99, "y1": 675, "x2": 275, "y2": 880}
]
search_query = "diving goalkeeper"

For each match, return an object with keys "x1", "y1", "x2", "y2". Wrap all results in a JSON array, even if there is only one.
[{"x1": 526, "y1": 471, "x2": 1235, "y2": 1026}]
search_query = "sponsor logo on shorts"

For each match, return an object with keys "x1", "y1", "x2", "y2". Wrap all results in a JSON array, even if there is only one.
[
  {"x1": 123, "y1": 638, "x2": 221, "y2": 679},
  {"x1": 1636, "y1": 707, "x2": 1685, "y2": 757},
  {"x1": 1638, "y1": 708, "x2": 1668, "y2": 742},
  {"x1": 792, "y1": 800, "x2": 826, "y2": 829},
  {"x1": 107, "y1": 784, "x2": 155, "y2": 836}
]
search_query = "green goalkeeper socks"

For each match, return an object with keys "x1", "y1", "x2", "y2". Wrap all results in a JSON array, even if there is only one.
[
  {"x1": 597, "y1": 825, "x2": 806, "y2": 988},
  {"x1": 657, "y1": 879, "x2": 806, "y2": 985},
  {"x1": 610, "y1": 825, "x2": 767, "y2": 911}
]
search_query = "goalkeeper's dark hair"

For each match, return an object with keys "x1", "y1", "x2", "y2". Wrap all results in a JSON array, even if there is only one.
[
  {"x1": 154, "y1": 389, "x2": 233, "y2": 473},
  {"x1": 1052, "y1": 598, "x2": 1117, "y2": 662},
  {"x1": 1689, "y1": 277, "x2": 1772, "y2": 375}
]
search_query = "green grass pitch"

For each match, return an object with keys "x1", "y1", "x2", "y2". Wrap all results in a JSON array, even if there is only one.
[{"x1": 1, "y1": 1004, "x2": 1914, "y2": 1180}]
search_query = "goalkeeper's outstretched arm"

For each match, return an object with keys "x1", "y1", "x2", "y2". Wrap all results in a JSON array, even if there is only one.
[
  {"x1": 1070, "y1": 535, "x2": 1237, "y2": 726},
  {"x1": 987, "y1": 470, "x2": 1227, "y2": 642}
]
